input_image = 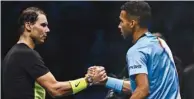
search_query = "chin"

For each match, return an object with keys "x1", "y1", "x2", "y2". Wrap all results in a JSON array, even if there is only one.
[
  {"x1": 40, "y1": 40, "x2": 45, "y2": 44},
  {"x1": 36, "y1": 40, "x2": 45, "y2": 44}
]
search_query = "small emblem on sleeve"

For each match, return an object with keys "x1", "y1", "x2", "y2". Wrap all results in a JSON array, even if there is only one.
[{"x1": 129, "y1": 65, "x2": 142, "y2": 69}]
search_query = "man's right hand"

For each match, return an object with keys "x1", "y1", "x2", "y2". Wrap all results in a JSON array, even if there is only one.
[{"x1": 86, "y1": 66, "x2": 108, "y2": 85}]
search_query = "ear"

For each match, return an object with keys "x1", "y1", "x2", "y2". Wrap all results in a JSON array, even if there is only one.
[
  {"x1": 24, "y1": 22, "x2": 32, "y2": 32},
  {"x1": 129, "y1": 20, "x2": 137, "y2": 28}
]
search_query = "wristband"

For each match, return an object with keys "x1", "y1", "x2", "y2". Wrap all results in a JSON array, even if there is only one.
[
  {"x1": 105, "y1": 77, "x2": 124, "y2": 93},
  {"x1": 69, "y1": 78, "x2": 88, "y2": 94}
]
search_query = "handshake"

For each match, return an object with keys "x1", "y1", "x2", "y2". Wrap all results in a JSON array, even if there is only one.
[
  {"x1": 85, "y1": 66, "x2": 108, "y2": 86},
  {"x1": 69, "y1": 65, "x2": 129, "y2": 97}
]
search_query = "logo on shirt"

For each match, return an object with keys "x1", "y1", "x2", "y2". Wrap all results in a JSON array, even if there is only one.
[
  {"x1": 75, "y1": 81, "x2": 80, "y2": 87},
  {"x1": 129, "y1": 65, "x2": 142, "y2": 69}
]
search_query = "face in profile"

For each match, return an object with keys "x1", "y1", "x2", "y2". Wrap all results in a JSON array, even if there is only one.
[
  {"x1": 27, "y1": 14, "x2": 50, "y2": 44},
  {"x1": 118, "y1": 10, "x2": 136, "y2": 39}
]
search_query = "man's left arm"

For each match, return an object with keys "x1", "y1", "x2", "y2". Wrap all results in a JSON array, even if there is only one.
[{"x1": 127, "y1": 51, "x2": 149, "y2": 99}]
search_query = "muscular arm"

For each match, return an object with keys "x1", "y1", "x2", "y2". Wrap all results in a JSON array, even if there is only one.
[
  {"x1": 130, "y1": 74, "x2": 149, "y2": 99},
  {"x1": 36, "y1": 67, "x2": 106, "y2": 98},
  {"x1": 21, "y1": 50, "x2": 95, "y2": 98},
  {"x1": 126, "y1": 48, "x2": 149, "y2": 99},
  {"x1": 36, "y1": 72, "x2": 81, "y2": 98}
]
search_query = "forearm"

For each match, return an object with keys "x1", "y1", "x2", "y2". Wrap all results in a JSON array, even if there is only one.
[
  {"x1": 37, "y1": 72, "x2": 88, "y2": 98},
  {"x1": 46, "y1": 78, "x2": 88, "y2": 98},
  {"x1": 122, "y1": 80, "x2": 131, "y2": 94},
  {"x1": 130, "y1": 86, "x2": 149, "y2": 99},
  {"x1": 47, "y1": 81, "x2": 72, "y2": 98}
]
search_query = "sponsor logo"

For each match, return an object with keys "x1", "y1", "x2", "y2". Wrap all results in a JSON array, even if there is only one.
[
  {"x1": 129, "y1": 65, "x2": 142, "y2": 69},
  {"x1": 75, "y1": 82, "x2": 80, "y2": 87}
]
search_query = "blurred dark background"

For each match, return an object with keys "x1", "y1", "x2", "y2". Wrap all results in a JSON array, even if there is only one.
[{"x1": 1, "y1": 1, "x2": 194, "y2": 99}]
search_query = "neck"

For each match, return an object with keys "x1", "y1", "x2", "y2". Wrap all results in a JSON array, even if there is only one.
[
  {"x1": 132, "y1": 28, "x2": 148, "y2": 43},
  {"x1": 17, "y1": 32, "x2": 35, "y2": 49}
]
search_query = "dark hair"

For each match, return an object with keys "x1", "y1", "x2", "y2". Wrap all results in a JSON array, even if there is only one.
[
  {"x1": 18, "y1": 7, "x2": 46, "y2": 35},
  {"x1": 120, "y1": 1, "x2": 151, "y2": 28}
]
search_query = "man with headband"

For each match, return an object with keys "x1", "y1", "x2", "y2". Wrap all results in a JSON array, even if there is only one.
[{"x1": 2, "y1": 7, "x2": 107, "y2": 99}]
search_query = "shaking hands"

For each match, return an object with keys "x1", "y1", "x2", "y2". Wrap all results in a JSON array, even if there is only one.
[{"x1": 85, "y1": 66, "x2": 108, "y2": 85}]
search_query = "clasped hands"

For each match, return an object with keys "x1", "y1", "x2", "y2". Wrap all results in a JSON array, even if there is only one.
[{"x1": 85, "y1": 66, "x2": 108, "y2": 85}]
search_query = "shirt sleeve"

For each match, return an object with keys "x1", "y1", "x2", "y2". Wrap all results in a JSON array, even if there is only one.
[
  {"x1": 20, "y1": 50, "x2": 49, "y2": 80},
  {"x1": 126, "y1": 50, "x2": 148, "y2": 78}
]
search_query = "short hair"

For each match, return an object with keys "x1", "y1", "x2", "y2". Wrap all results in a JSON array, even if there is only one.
[
  {"x1": 18, "y1": 7, "x2": 46, "y2": 35},
  {"x1": 120, "y1": 1, "x2": 152, "y2": 28}
]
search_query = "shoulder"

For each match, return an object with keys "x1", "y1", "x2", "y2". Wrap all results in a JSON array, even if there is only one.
[
  {"x1": 127, "y1": 32, "x2": 161, "y2": 56},
  {"x1": 14, "y1": 43, "x2": 40, "y2": 58}
]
